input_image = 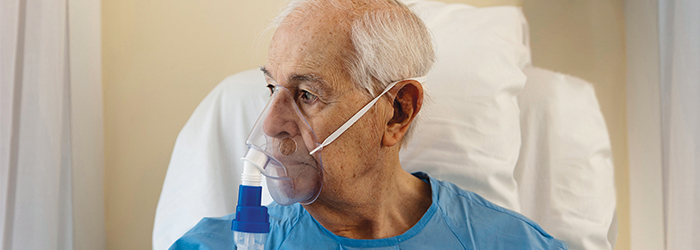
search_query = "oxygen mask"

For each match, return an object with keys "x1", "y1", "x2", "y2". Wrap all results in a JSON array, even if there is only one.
[{"x1": 242, "y1": 85, "x2": 323, "y2": 206}]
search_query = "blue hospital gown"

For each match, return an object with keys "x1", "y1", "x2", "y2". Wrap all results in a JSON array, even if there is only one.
[{"x1": 170, "y1": 172, "x2": 568, "y2": 250}]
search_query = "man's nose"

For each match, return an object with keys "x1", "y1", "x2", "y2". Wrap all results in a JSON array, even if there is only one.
[{"x1": 262, "y1": 90, "x2": 300, "y2": 138}]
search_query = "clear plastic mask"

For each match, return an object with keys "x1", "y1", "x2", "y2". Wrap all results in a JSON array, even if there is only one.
[{"x1": 243, "y1": 85, "x2": 323, "y2": 206}]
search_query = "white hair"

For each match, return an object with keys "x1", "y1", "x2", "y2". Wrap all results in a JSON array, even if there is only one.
[{"x1": 270, "y1": 0, "x2": 435, "y2": 145}]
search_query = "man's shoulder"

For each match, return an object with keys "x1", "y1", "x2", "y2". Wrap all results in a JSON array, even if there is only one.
[
  {"x1": 431, "y1": 176, "x2": 524, "y2": 221},
  {"x1": 266, "y1": 202, "x2": 307, "y2": 229},
  {"x1": 429, "y1": 176, "x2": 568, "y2": 250},
  {"x1": 169, "y1": 214, "x2": 236, "y2": 250}
]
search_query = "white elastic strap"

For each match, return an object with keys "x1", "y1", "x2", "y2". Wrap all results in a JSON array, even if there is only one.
[{"x1": 309, "y1": 76, "x2": 427, "y2": 155}]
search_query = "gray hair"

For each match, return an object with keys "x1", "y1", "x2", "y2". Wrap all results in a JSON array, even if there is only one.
[{"x1": 270, "y1": 0, "x2": 435, "y2": 146}]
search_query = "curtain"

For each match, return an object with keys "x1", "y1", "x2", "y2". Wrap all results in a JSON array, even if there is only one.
[
  {"x1": 0, "y1": 0, "x2": 105, "y2": 249},
  {"x1": 659, "y1": 0, "x2": 700, "y2": 249}
]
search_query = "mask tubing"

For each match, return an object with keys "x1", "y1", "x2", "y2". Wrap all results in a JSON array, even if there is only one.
[
  {"x1": 309, "y1": 76, "x2": 427, "y2": 154},
  {"x1": 310, "y1": 80, "x2": 398, "y2": 154}
]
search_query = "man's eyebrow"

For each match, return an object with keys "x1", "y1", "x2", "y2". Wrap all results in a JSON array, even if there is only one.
[
  {"x1": 260, "y1": 66, "x2": 331, "y2": 92},
  {"x1": 290, "y1": 74, "x2": 332, "y2": 94},
  {"x1": 290, "y1": 74, "x2": 322, "y2": 84},
  {"x1": 260, "y1": 66, "x2": 273, "y2": 80}
]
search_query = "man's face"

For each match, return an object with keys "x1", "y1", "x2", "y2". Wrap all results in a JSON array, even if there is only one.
[{"x1": 263, "y1": 13, "x2": 393, "y2": 202}]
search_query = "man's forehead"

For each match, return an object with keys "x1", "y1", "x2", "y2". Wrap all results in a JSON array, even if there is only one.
[
  {"x1": 271, "y1": 12, "x2": 352, "y2": 56},
  {"x1": 265, "y1": 12, "x2": 355, "y2": 93}
]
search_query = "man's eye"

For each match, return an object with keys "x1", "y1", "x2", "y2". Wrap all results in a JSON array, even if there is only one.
[
  {"x1": 267, "y1": 84, "x2": 275, "y2": 95},
  {"x1": 299, "y1": 90, "x2": 318, "y2": 104}
]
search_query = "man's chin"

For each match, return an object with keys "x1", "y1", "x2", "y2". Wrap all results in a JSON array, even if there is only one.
[
  {"x1": 267, "y1": 174, "x2": 321, "y2": 205},
  {"x1": 267, "y1": 177, "x2": 303, "y2": 205}
]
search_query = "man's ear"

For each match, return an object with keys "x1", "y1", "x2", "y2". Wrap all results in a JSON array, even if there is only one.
[{"x1": 383, "y1": 79, "x2": 424, "y2": 147}]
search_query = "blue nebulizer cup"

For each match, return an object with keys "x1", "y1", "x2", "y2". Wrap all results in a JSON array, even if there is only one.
[{"x1": 231, "y1": 183, "x2": 268, "y2": 250}]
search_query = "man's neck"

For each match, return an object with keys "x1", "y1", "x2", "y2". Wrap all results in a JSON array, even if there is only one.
[{"x1": 302, "y1": 167, "x2": 432, "y2": 239}]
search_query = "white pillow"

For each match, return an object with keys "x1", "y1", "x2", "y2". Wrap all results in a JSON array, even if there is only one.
[
  {"x1": 401, "y1": 0, "x2": 529, "y2": 211},
  {"x1": 515, "y1": 66, "x2": 616, "y2": 250}
]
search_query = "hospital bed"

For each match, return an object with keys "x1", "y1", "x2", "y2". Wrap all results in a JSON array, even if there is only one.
[{"x1": 153, "y1": 1, "x2": 617, "y2": 249}]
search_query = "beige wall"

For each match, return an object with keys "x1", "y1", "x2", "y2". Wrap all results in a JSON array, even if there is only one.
[
  {"x1": 102, "y1": 1, "x2": 283, "y2": 249},
  {"x1": 102, "y1": 0, "x2": 629, "y2": 249}
]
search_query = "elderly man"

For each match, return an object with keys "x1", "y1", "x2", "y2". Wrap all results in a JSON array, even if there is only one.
[{"x1": 171, "y1": 0, "x2": 567, "y2": 249}]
